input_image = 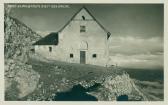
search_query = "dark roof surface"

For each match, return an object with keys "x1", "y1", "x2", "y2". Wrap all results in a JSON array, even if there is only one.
[{"x1": 33, "y1": 33, "x2": 58, "y2": 45}]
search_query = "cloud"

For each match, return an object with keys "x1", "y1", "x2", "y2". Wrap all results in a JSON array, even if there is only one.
[
  {"x1": 108, "y1": 36, "x2": 163, "y2": 69},
  {"x1": 109, "y1": 36, "x2": 163, "y2": 56},
  {"x1": 109, "y1": 54, "x2": 163, "y2": 69}
]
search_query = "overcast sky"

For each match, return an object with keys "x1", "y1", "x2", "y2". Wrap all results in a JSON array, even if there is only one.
[{"x1": 9, "y1": 4, "x2": 164, "y2": 70}]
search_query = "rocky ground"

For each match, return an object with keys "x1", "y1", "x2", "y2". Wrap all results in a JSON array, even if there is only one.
[{"x1": 17, "y1": 57, "x2": 147, "y2": 101}]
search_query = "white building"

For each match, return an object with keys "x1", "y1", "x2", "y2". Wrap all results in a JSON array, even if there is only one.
[{"x1": 33, "y1": 7, "x2": 111, "y2": 66}]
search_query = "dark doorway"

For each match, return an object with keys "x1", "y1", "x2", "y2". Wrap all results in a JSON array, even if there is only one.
[{"x1": 80, "y1": 51, "x2": 86, "y2": 64}]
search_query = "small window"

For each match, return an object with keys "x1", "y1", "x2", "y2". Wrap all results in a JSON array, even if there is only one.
[
  {"x1": 30, "y1": 48, "x2": 35, "y2": 53},
  {"x1": 92, "y1": 54, "x2": 97, "y2": 58},
  {"x1": 82, "y1": 16, "x2": 85, "y2": 20},
  {"x1": 49, "y1": 47, "x2": 52, "y2": 52},
  {"x1": 80, "y1": 26, "x2": 86, "y2": 32},
  {"x1": 70, "y1": 53, "x2": 73, "y2": 58}
]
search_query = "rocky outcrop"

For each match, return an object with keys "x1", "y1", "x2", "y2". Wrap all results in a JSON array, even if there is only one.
[
  {"x1": 4, "y1": 14, "x2": 41, "y2": 100},
  {"x1": 5, "y1": 59, "x2": 40, "y2": 98},
  {"x1": 88, "y1": 73, "x2": 148, "y2": 101},
  {"x1": 4, "y1": 15, "x2": 41, "y2": 61}
]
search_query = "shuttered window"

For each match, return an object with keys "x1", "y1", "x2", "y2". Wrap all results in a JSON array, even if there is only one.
[{"x1": 80, "y1": 26, "x2": 86, "y2": 32}]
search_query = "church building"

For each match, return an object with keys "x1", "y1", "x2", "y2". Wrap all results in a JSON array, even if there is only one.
[{"x1": 33, "y1": 7, "x2": 111, "y2": 66}]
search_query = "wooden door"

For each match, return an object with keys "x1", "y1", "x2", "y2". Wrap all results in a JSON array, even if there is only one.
[{"x1": 80, "y1": 51, "x2": 86, "y2": 64}]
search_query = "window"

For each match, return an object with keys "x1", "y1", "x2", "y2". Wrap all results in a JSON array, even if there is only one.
[
  {"x1": 30, "y1": 48, "x2": 35, "y2": 53},
  {"x1": 92, "y1": 54, "x2": 97, "y2": 58},
  {"x1": 49, "y1": 47, "x2": 52, "y2": 52},
  {"x1": 80, "y1": 25, "x2": 86, "y2": 32},
  {"x1": 82, "y1": 16, "x2": 85, "y2": 20},
  {"x1": 70, "y1": 53, "x2": 73, "y2": 58}
]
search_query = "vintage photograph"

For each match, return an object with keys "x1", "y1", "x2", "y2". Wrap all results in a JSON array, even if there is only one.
[{"x1": 4, "y1": 3, "x2": 164, "y2": 101}]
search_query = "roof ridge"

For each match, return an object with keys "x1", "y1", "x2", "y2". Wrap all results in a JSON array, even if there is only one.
[
  {"x1": 83, "y1": 7, "x2": 109, "y2": 33},
  {"x1": 58, "y1": 7, "x2": 84, "y2": 32},
  {"x1": 58, "y1": 6, "x2": 110, "y2": 34}
]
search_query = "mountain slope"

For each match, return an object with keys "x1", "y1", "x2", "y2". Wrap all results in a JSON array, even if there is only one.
[
  {"x1": 4, "y1": 15, "x2": 41, "y2": 100},
  {"x1": 4, "y1": 15, "x2": 41, "y2": 61}
]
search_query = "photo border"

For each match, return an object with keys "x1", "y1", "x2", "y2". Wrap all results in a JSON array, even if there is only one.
[{"x1": 0, "y1": 0, "x2": 167, "y2": 105}]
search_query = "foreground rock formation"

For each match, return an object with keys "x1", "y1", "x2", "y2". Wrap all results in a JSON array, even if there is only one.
[{"x1": 89, "y1": 73, "x2": 148, "y2": 101}]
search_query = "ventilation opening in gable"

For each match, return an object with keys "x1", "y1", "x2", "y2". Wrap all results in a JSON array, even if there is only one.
[{"x1": 82, "y1": 16, "x2": 85, "y2": 20}]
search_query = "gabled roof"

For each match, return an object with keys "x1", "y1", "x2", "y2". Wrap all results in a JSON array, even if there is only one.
[
  {"x1": 58, "y1": 6, "x2": 110, "y2": 35},
  {"x1": 33, "y1": 33, "x2": 58, "y2": 45},
  {"x1": 33, "y1": 6, "x2": 111, "y2": 46}
]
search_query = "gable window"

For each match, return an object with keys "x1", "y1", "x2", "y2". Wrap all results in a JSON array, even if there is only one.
[
  {"x1": 80, "y1": 25, "x2": 86, "y2": 32},
  {"x1": 49, "y1": 47, "x2": 52, "y2": 52},
  {"x1": 92, "y1": 54, "x2": 97, "y2": 58},
  {"x1": 82, "y1": 16, "x2": 85, "y2": 20},
  {"x1": 70, "y1": 53, "x2": 73, "y2": 58}
]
